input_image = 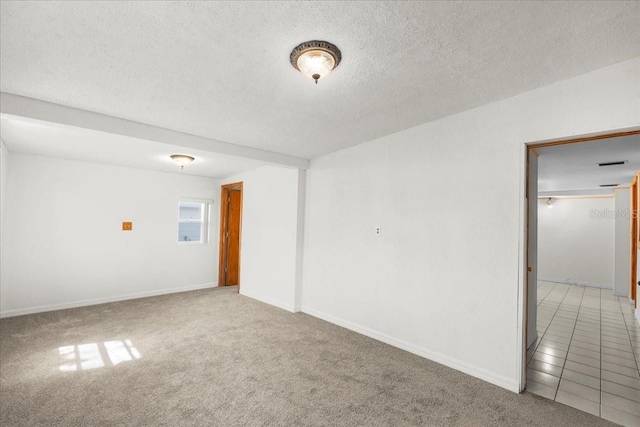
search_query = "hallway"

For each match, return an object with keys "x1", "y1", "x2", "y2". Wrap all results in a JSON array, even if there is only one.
[{"x1": 527, "y1": 282, "x2": 640, "y2": 426}]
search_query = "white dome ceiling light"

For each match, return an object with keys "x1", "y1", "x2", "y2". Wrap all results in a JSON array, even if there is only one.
[{"x1": 170, "y1": 154, "x2": 195, "y2": 169}]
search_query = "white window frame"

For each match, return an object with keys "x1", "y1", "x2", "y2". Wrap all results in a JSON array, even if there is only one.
[{"x1": 177, "y1": 198, "x2": 212, "y2": 244}]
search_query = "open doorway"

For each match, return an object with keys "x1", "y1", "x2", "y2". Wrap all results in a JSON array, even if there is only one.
[
  {"x1": 524, "y1": 130, "x2": 640, "y2": 422},
  {"x1": 218, "y1": 182, "x2": 243, "y2": 289}
]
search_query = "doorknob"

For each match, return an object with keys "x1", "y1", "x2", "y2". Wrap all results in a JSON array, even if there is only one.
[{"x1": 527, "y1": 267, "x2": 532, "y2": 272}]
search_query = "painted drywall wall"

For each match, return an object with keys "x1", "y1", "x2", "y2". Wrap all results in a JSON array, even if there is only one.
[
  {"x1": 301, "y1": 57, "x2": 640, "y2": 392},
  {"x1": 0, "y1": 140, "x2": 10, "y2": 220},
  {"x1": 1, "y1": 153, "x2": 220, "y2": 317},
  {"x1": 614, "y1": 189, "x2": 631, "y2": 297},
  {"x1": 538, "y1": 197, "x2": 615, "y2": 288},
  {"x1": 0, "y1": 139, "x2": 10, "y2": 289},
  {"x1": 223, "y1": 165, "x2": 305, "y2": 312},
  {"x1": 0, "y1": 139, "x2": 9, "y2": 226}
]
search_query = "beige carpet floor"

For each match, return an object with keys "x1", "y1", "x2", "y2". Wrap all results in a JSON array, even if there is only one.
[{"x1": 0, "y1": 286, "x2": 614, "y2": 426}]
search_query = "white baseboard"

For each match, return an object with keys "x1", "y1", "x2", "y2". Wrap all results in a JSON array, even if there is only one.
[
  {"x1": 300, "y1": 305, "x2": 519, "y2": 393},
  {"x1": 0, "y1": 282, "x2": 217, "y2": 318},
  {"x1": 240, "y1": 289, "x2": 296, "y2": 313},
  {"x1": 538, "y1": 277, "x2": 612, "y2": 289}
]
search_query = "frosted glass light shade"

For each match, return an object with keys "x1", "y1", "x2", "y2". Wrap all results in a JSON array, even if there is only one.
[
  {"x1": 297, "y1": 50, "x2": 336, "y2": 82},
  {"x1": 290, "y1": 40, "x2": 342, "y2": 84},
  {"x1": 170, "y1": 154, "x2": 194, "y2": 169}
]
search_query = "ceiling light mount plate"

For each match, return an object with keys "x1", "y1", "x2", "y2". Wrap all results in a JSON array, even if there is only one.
[{"x1": 290, "y1": 40, "x2": 341, "y2": 84}]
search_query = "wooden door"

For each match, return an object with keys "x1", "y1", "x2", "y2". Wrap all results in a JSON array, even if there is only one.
[
  {"x1": 218, "y1": 183, "x2": 243, "y2": 287},
  {"x1": 225, "y1": 189, "x2": 242, "y2": 285}
]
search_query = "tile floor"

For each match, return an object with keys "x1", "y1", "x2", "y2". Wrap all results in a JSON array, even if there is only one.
[{"x1": 527, "y1": 281, "x2": 640, "y2": 426}]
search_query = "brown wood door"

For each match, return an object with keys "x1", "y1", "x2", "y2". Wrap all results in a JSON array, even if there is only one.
[
  {"x1": 225, "y1": 189, "x2": 241, "y2": 285},
  {"x1": 218, "y1": 183, "x2": 243, "y2": 287}
]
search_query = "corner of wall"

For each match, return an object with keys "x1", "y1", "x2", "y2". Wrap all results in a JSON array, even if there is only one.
[
  {"x1": 240, "y1": 288, "x2": 297, "y2": 313},
  {"x1": 293, "y1": 169, "x2": 306, "y2": 311},
  {"x1": 223, "y1": 165, "x2": 306, "y2": 314}
]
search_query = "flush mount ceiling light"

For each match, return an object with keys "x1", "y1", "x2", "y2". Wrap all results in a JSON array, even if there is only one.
[
  {"x1": 170, "y1": 154, "x2": 194, "y2": 169},
  {"x1": 290, "y1": 40, "x2": 341, "y2": 84}
]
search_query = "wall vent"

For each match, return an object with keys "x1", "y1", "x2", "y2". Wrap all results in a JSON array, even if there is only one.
[
  {"x1": 598, "y1": 160, "x2": 627, "y2": 167},
  {"x1": 599, "y1": 184, "x2": 619, "y2": 187}
]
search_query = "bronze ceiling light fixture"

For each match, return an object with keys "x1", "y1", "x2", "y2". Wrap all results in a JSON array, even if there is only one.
[{"x1": 290, "y1": 40, "x2": 342, "y2": 84}]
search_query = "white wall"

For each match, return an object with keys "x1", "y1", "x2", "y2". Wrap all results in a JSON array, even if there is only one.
[
  {"x1": 614, "y1": 188, "x2": 631, "y2": 297},
  {"x1": 0, "y1": 139, "x2": 11, "y2": 292},
  {"x1": 1, "y1": 153, "x2": 220, "y2": 317},
  {"x1": 538, "y1": 197, "x2": 615, "y2": 288},
  {"x1": 0, "y1": 139, "x2": 9, "y2": 226},
  {"x1": 224, "y1": 165, "x2": 305, "y2": 312},
  {"x1": 301, "y1": 57, "x2": 640, "y2": 392}
]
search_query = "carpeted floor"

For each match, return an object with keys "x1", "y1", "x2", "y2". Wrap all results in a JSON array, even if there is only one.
[{"x1": 0, "y1": 286, "x2": 615, "y2": 426}]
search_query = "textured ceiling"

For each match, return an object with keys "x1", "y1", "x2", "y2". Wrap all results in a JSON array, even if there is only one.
[
  {"x1": 537, "y1": 134, "x2": 640, "y2": 196},
  {"x1": 1, "y1": 1, "x2": 640, "y2": 160}
]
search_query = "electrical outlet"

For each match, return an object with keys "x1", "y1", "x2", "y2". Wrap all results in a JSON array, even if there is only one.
[
  {"x1": 375, "y1": 226, "x2": 381, "y2": 236},
  {"x1": 122, "y1": 221, "x2": 133, "y2": 231}
]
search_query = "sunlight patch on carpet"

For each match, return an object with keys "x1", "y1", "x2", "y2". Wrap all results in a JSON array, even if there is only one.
[{"x1": 58, "y1": 339, "x2": 141, "y2": 372}]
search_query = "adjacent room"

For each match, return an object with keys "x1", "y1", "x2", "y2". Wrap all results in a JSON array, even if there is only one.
[
  {"x1": 525, "y1": 135, "x2": 640, "y2": 421},
  {"x1": 1, "y1": 2, "x2": 640, "y2": 426}
]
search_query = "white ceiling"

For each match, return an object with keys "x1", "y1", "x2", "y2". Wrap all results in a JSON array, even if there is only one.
[
  {"x1": 0, "y1": 115, "x2": 269, "y2": 179},
  {"x1": 537, "y1": 134, "x2": 640, "y2": 197},
  {"x1": 1, "y1": 1, "x2": 640, "y2": 162}
]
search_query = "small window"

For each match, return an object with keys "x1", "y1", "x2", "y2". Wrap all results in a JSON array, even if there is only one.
[{"x1": 177, "y1": 200, "x2": 210, "y2": 243}]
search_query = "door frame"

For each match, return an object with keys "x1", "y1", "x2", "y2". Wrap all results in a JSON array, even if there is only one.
[
  {"x1": 218, "y1": 182, "x2": 243, "y2": 290},
  {"x1": 518, "y1": 127, "x2": 640, "y2": 392},
  {"x1": 631, "y1": 174, "x2": 639, "y2": 307}
]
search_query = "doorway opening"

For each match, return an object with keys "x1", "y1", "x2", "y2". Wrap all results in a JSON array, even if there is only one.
[
  {"x1": 218, "y1": 182, "x2": 243, "y2": 289},
  {"x1": 523, "y1": 129, "x2": 640, "y2": 421}
]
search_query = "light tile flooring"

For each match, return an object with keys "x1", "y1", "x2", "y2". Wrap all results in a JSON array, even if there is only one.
[{"x1": 526, "y1": 282, "x2": 640, "y2": 426}]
